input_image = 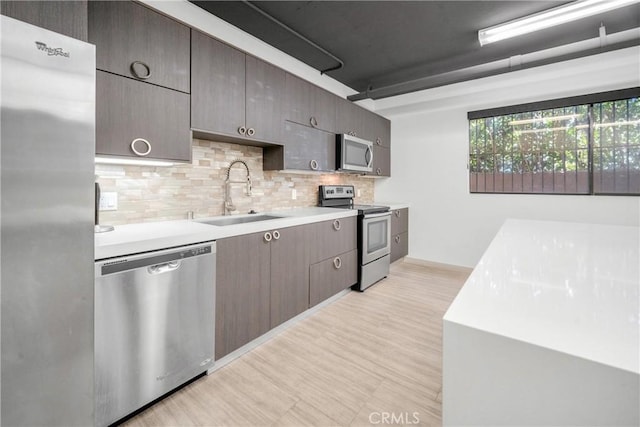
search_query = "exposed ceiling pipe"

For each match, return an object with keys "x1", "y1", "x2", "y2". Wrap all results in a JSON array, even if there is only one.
[
  {"x1": 348, "y1": 26, "x2": 640, "y2": 101},
  {"x1": 241, "y1": 1, "x2": 344, "y2": 74}
]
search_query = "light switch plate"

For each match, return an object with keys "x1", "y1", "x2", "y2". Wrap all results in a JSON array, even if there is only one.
[
  {"x1": 99, "y1": 192, "x2": 118, "y2": 211},
  {"x1": 291, "y1": 189, "x2": 297, "y2": 200}
]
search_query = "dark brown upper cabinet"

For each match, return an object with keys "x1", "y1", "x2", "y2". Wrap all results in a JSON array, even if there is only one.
[
  {"x1": 284, "y1": 73, "x2": 336, "y2": 133},
  {"x1": 369, "y1": 114, "x2": 391, "y2": 148},
  {"x1": 88, "y1": 1, "x2": 190, "y2": 93},
  {"x1": 263, "y1": 121, "x2": 335, "y2": 172},
  {"x1": 335, "y1": 97, "x2": 367, "y2": 138},
  {"x1": 369, "y1": 145, "x2": 390, "y2": 177},
  {"x1": 1, "y1": 0, "x2": 88, "y2": 41},
  {"x1": 95, "y1": 71, "x2": 191, "y2": 162},
  {"x1": 191, "y1": 30, "x2": 284, "y2": 146}
]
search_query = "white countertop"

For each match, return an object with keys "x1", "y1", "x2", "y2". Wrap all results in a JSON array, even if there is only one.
[
  {"x1": 443, "y1": 219, "x2": 640, "y2": 374},
  {"x1": 375, "y1": 201, "x2": 410, "y2": 210},
  {"x1": 95, "y1": 207, "x2": 357, "y2": 260}
]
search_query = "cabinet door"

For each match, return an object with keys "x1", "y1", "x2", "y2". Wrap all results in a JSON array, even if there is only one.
[
  {"x1": 270, "y1": 225, "x2": 312, "y2": 328},
  {"x1": 245, "y1": 55, "x2": 285, "y2": 143},
  {"x1": 335, "y1": 97, "x2": 366, "y2": 138},
  {"x1": 96, "y1": 71, "x2": 191, "y2": 162},
  {"x1": 264, "y1": 121, "x2": 335, "y2": 171},
  {"x1": 88, "y1": 1, "x2": 189, "y2": 93},
  {"x1": 390, "y1": 231, "x2": 409, "y2": 263},
  {"x1": 215, "y1": 232, "x2": 271, "y2": 359},
  {"x1": 191, "y1": 30, "x2": 246, "y2": 138},
  {"x1": 372, "y1": 115, "x2": 391, "y2": 148},
  {"x1": 391, "y1": 208, "x2": 409, "y2": 236},
  {"x1": 1, "y1": 0, "x2": 88, "y2": 41},
  {"x1": 284, "y1": 73, "x2": 335, "y2": 132},
  {"x1": 310, "y1": 249, "x2": 357, "y2": 307},
  {"x1": 311, "y1": 216, "x2": 357, "y2": 264},
  {"x1": 370, "y1": 145, "x2": 391, "y2": 177}
]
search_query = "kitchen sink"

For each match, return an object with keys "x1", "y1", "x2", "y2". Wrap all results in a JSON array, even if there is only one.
[{"x1": 196, "y1": 214, "x2": 284, "y2": 226}]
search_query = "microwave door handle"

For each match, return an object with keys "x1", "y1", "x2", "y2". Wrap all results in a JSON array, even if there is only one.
[{"x1": 365, "y1": 146, "x2": 374, "y2": 167}]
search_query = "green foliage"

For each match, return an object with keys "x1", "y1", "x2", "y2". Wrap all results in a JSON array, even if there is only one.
[{"x1": 469, "y1": 97, "x2": 640, "y2": 183}]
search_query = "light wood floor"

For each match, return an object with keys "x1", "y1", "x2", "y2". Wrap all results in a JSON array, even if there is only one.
[{"x1": 123, "y1": 261, "x2": 469, "y2": 427}]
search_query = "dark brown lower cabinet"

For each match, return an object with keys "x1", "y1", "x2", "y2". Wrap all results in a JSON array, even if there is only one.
[
  {"x1": 309, "y1": 249, "x2": 357, "y2": 307},
  {"x1": 390, "y1": 208, "x2": 409, "y2": 262},
  {"x1": 215, "y1": 232, "x2": 271, "y2": 360},
  {"x1": 96, "y1": 71, "x2": 191, "y2": 162},
  {"x1": 270, "y1": 225, "x2": 312, "y2": 328},
  {"x1": 311, "y1": 216, "x2": 357, "y2": 264},
  {"x1": 215, "y1": 219, "x2": 357, "y2": 359},
  {"x1": 390, "y1": 231, "x2": 409, "y2": 263}
]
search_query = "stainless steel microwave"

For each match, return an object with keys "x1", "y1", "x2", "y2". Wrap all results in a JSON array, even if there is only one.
[{"x1": 336, "y1": 134, "x2": 374, "y2": 173}]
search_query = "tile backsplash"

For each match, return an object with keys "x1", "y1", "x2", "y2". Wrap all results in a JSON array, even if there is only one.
[{"x1": 95, "y1": 139, "x2": 374, "y2": 225}]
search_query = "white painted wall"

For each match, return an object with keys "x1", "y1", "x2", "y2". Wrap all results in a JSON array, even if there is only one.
[{"x1": 375, "y1": 47, "x2": 640, "y2": 268}]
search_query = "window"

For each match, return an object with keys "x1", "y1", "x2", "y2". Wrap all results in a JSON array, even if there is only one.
[{"x1": 468, "y1": 89, "x2": 640, "y2": 195}]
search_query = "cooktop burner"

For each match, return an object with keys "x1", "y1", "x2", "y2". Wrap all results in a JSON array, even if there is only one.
[{"x1": 318, "y1": 185, "x2": 390, "y2": 215}]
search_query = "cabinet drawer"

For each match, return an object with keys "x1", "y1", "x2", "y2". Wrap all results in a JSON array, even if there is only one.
[
  {"x1": 391, "y1": 208, "x2": 408, "y2": 235},
  {"x1": 96, "y1": 71, "x2": 191, "y2": 162},
  {"x1": 311, "y1": 216, "x2": 357, "y2": 263},
  {"x1": 390, "y1": 232, "x2": 409, "y2": 263},
  {"x1": 310, "y1": 249, "x2": 357, "y2": 307},
  {"x1": 89, "y1": 0, "x2": 190, "y2": 93}
]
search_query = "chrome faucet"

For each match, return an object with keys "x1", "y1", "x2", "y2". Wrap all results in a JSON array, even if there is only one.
[{"x1": 224, "y1": 160, "x2": 252, "y2": 215}]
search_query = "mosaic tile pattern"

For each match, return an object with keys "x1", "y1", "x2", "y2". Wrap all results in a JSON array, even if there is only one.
[{"x1": 95, "y1": 139, "x2": 375, "y2": 225}]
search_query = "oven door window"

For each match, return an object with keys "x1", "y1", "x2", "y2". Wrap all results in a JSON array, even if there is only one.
[
  {"x1": 362, "y1": 215, "x2": 391, "y2": 265},
  {"x1": 367, "y1": 220, "x2": 388, "y2": 253}
]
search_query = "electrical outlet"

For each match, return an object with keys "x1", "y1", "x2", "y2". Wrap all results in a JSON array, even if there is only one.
[
  {"x1": 291, "y1": 189, "x2": 297, "y2": 200},
  {"x1": 99, "y1": 192, "x2": 118, "y2": 211}
]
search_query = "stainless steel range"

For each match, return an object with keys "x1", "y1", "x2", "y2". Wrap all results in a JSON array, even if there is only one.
[{"x1": 319, "y1": 185, "x2": 391, "y2": 291}]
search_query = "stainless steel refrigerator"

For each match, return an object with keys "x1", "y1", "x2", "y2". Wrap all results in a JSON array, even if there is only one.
[{"x1": 1, "y1": 15, "x2": 95, "y2": 426}]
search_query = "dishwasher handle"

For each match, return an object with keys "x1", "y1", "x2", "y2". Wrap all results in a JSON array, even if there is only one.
[{"x1": 147, "y1": 260, "x2": 180, "y2": 275}]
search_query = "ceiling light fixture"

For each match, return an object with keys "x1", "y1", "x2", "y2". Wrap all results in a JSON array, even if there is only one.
[{"x1": 478, "y1": 0, "x2": 639, "y2": 46}]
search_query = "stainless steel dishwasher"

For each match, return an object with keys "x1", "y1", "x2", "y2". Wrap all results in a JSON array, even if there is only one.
[{"x1": 95, "y1": 242, "x2": 216, "y2": 426}]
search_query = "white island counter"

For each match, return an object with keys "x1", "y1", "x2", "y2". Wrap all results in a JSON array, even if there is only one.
[{"x1": 443, "y1": 219, "x2": 639, "y2": 426}]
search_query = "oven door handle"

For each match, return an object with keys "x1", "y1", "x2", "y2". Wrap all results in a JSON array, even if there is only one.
[{"x1": 363, "y1": 212, "x2": 391, "y2": 219}]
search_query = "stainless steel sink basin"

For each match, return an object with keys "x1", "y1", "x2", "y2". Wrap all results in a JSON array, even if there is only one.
[{"x1": 197, "y1": 214, "x2": 284, "y2": 227}]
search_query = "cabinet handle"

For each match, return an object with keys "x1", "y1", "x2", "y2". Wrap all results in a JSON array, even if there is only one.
[
  {"x1": 376, "y1": 168, "x2": 382, "y2": 176},
  {"x1": 309, "y1": 159, "x2": 319, "y2": 170},
  {"x1": 309, "y1": 116, "x2": 318, "y2": 128},
  {"x1": 333, "y1": 219, "x2": 341, "y2": 231},
  {"x1": 247, "y1": 127, "x2": 255, "y2": 137},
  {"x1": 238, "y1": 126, "x2": 247, "y2": 136},
  {"x1": 333, "y1": 257, "x2": 342, "y2": 269},
  {"x1": 264, "y1": 232, "x2": 272, "y2": 242},
  {"x1": 272, "y1": 230, "x2": 280, "y2": 240},
  {"x1": 130, "y1": 61, "x2": 151, "y2": 80},
  {"x1": 395, "y1": 235, "x2": 400, "y2": 243},
  {"x1": 394, "y1": 210, "x2": 400, "y2": 218},
  {"x1": 130, "y1": 138, "x2": 151, "y2": 156}
]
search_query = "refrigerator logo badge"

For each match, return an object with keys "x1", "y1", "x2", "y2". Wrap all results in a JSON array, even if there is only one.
[{"x1": 34, "y1": 41, "x2": 70, "y2": 58}]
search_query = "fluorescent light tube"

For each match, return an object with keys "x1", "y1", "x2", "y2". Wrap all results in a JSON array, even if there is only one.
[
  {"x1": 95, "y1": 156, "x2": 175, "y2": 167},
  {"x1": 478, "y1": 0, "x2": 640, "y2": 46}
]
